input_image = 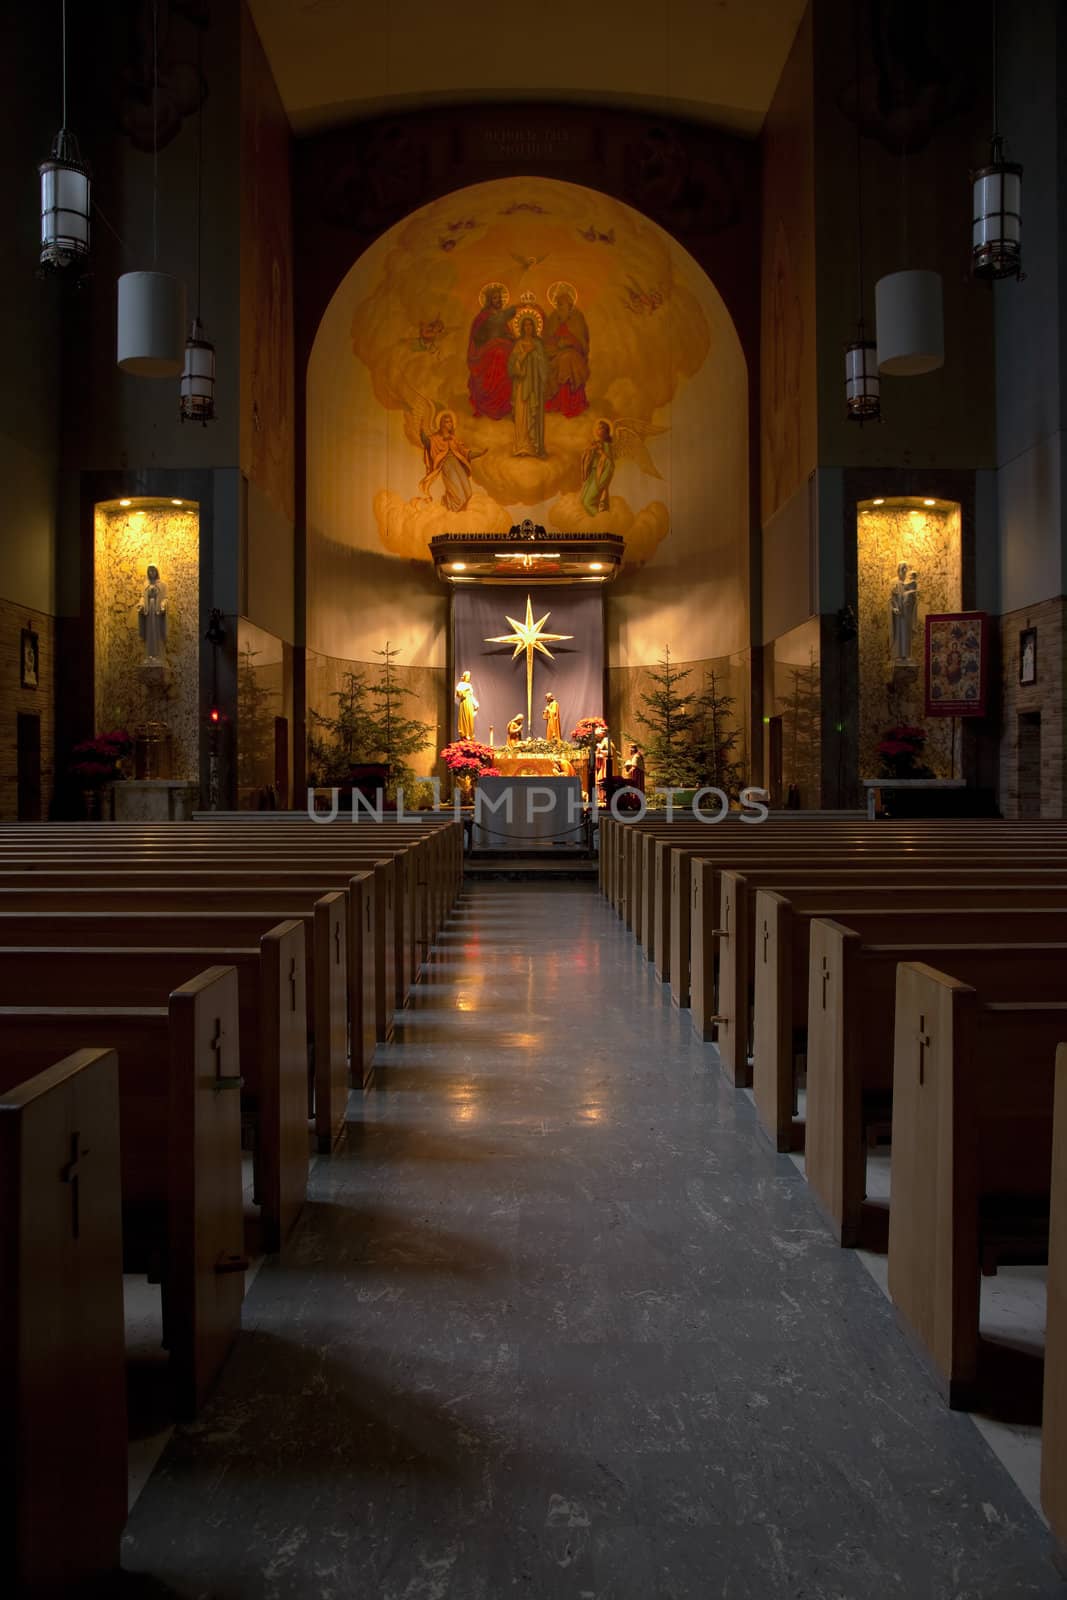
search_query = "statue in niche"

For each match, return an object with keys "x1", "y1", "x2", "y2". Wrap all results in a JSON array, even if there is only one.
[
  {"x1": 138, "y1": 564, "x2": 169, "y2": 661},
  {"x1": 890, "y1": 562, "x2": 918, "y2": 662}
]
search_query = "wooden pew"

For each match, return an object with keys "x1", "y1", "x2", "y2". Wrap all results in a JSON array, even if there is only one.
[
  {"x1": 0, "y1": 921, "x2": 311, "y2": 1245},
  {"x1": 0, "y1": 965, "x2": 245, "y2": 1416},
  {"x1": 711, "y1": 863, "x2": 1067, "y2": 1081},
  {"x1": 752, "y1": 891, "x2": 1067, "y2": 1152},
  {"x1": 888, "y1": 961, "x2": 1066, "y2": 1405},
  {"x1": 801, "y1": 925, "x2": 1067, "y2": 1244},
  {"x1": 0, "y1": 1049, "x2": 127, "y2": 1596},
  {"x1": 1043, "y1": 1042, "x2": 1067, "y2": 1553}
]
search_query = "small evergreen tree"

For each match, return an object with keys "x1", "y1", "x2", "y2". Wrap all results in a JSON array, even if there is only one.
[
  {"x1": 633, "y1": 645, "x2": 700, "y2": 789},
  {"x1": 307, "y1": 667, "x2": 377, "y2": 785},
  {"x1": 236, "y1": 643, "x2": 279, "y2": 796},
  {"x1": 778, "y1": 653, "x2": 821, "y2": 804},
  {"x1": 692, "y1": 668, "x2": 746, "y2": 797},
  {"x1": 369, "y1": 641, "x2": 432, "y2": 787}
]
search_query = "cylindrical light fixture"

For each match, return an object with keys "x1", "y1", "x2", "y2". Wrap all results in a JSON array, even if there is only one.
[
  {"x1": 180, "y1": 318, "x2": 216, "y2": 424},
  {"x1": 117, "y1": 271, "x2": 186, "y2": 376},
  {"x1": 875, "y1": 269, "x2": 944, "y2": 376},
  {"x1": 845, "y1": 339, "x2": 880, "y2": 421},
  {"x1": 39, "y1": 129, "x2": 90, "y2": 272},
  {"x1": 972, "y1": 144, "x2": 1022, "y2": 280}
]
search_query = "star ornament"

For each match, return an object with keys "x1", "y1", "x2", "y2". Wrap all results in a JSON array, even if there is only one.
[
  {"x1": 485, "y1": 595, "x2": 574, "y2": 731},
  {"x1": 485, "y1": 595, "x2": 573, "y2": 662}
]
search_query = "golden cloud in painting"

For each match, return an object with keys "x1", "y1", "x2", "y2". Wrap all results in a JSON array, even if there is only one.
[{"x1": 350, "y1": 178, "x2": 711, "y2": 560}]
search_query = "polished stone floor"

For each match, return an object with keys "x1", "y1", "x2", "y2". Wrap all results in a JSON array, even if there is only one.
[{"x1": 122, "y1": 882, "x2": 1065, "y2": 1598}]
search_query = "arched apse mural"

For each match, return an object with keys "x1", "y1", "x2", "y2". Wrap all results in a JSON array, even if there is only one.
[{"x1": 306, "y1": 176, "x2": 749, "y2": 745}]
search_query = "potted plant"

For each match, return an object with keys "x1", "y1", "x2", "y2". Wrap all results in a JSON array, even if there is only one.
[
  {"x1": 877, "y1": 724, "x2": 934, "y2": 781},
  {"x1": 440, "y1": 738, "x2": 500, "y2": 802},
  {"x1": 69, "y1": 728, "x2": 134, "y2": 819}
]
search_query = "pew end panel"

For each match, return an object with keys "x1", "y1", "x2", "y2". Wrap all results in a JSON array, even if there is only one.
[
  {"x1": 313, "y1": 893, "x2": 349, "y2": 1153},
  {"x1": 689, "y1": 862, "x2": 719, "y2": 1043},
  {"x1": 1042, "y1": 1041, "x2": 1067, "y2": 1551},
  {"x1": 166, "y1": 964, "x2": 247, "y2": 1417},
  {"x1": 804, "y1": 919, "x2": 870, "y2": 1241},
  {"x1": 259, "y1": 924, "x2": 311, "y2": 1245},
  {"x1": 0, "y1": 1049, "x2": 127, "y2": 1595},
  {"x1": 717, "y1": 871, "x2": 752, "y2": 1087},
  {"x1": 752, "y1": 892, "x2": 803, "y2": 1155},
  {"x1": 889, "y1": 964, "x2": 1061, "y2": 1406},
  {"x1": 348, "y1": 871, "x2": 378, "y2": 1085}
]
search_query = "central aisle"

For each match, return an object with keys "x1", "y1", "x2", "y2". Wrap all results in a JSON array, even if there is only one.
[{"x1": 124, "y1": 881, "x2": 1061, "y2": 1597}]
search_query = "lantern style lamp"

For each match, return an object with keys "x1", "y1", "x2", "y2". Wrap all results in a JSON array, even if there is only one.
[
  {"x1": 39, "y1": 129, "x2": 91, "y2": 272},
  {"x1": 39, "y1": 0, "x2": 89, "y2": 275},
  {"x1": 180, "y1": 317, "x2": 216, "y2": 424},
  {"x1": 845, "y1": 337, "x2": 880, "y2": 421},
  {"x1": 972, "y1": 143, "x2": 1022, "y2": 279},
  {"x1": 178, "y1": 25, "x2": 216, "y2": 424}
]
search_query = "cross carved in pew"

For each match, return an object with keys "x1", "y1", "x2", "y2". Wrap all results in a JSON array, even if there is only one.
[
  {"x1": 762, "y1": 921, "x2": 770, "y2": 964},
  {"x1": 820, "y1": 954, "x2": 831, "y2": 1009},
  {"x1": 210, "y1": 1014, "x2": 242, "y2": 1091},
  {"x1": 60, "y1": 1130, "x2": 88, "y2": 1240},
  {"x1": 289, "y1": 955, "x2": 299, "y2": 1012},
  {"x1": 334, "y1": 921, "x2": 342, "y2": 965},
  {"x1": 917, "y1": 1014, "x2": 931, "y2": 1086}
]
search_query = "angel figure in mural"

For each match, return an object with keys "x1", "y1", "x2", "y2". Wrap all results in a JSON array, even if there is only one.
[
  {"x1": 579, "y1": 416, "x2": 668, "y2": 515},
  {"x1": 467, "y1": 282, "x2": 515, "y2": 420},
  {"x1": 543, "y1": 282, "x2": 590, "y2": 417},
  {"x1": 507, "y1": 310, "x2": 550, "y2": 458},
  {"x1": 138, "y1": 564, "x2": 168, "y2": 661},
  {"x1": 418, "y1": 410, "x2": 486, "y2": 511}
]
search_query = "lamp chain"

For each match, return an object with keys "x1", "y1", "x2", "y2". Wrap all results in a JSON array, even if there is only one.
[{"x1": 152, "y1": 0, "x2": 159, "y2": 266}]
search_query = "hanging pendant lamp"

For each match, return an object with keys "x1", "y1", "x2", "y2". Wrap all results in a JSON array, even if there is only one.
[
  {"x1": 875, "y1": 134, "x2": 943, "y2": 377},
  {"x1": 39, "y1": 0, "x2": 90, "y2": 273},
  {"x1": 116, "y1": 0, "x2": 185, "y2": 378},
  {"x1": 972, "y1": 3, "x2": 1022, "y2": 280},
  {"x1": 180, "y1": 28, "x2": 216, "y2": 424},
  {"x1": 876, "y1": 269, "x2": 944, "y2": 376},
  {"x1": 845, "y1": 1, "x2": 879, "y2": 421}
]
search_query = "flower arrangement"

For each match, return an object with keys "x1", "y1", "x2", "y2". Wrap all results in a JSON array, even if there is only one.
[
  {"x1": 570, "y1": 715, "x2": 608, "y2": 749},
  {"x1": 69, "y1": 728, "x2": 134, "y2": 786},
  {"x1": 877, "y1": 724, "x2": 934, "y2": 780},
  {"x1": 440, "y1": 739, "x2": 501, "y2": 781}
]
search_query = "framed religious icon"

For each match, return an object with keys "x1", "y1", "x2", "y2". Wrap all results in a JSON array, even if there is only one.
[
  {"x1": 20, "y1": 628, "x2": 39, "y2": 690},
  {"x1": 1019, "y1": 626, "x2": 1037, "y2": 686},
  {"x1": 924, "y1": 612, "x2": 989, "y2": 717}
]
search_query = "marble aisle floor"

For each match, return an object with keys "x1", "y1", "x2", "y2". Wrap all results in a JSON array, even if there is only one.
[{"x1": 122, "y1": 882, "x2": 1065, "y2": 1599}]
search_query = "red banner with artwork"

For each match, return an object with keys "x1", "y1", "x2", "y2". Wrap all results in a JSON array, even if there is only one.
[{"x1": 924, "y1": 612, "x2": 989, "y2": 717}]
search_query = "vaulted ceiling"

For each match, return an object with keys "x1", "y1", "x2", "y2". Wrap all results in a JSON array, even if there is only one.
[{"x1": 246, "y1": 0, "x2": 807, "y2": 136}]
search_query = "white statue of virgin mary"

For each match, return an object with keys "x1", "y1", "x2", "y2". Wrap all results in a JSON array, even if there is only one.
[{"x1": 138, "y1": 564, "x2": 169, "y2": 661}]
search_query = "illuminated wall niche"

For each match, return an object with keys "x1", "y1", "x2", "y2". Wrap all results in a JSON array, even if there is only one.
[
  {"x1": 93, "y1": 498, "x2": 200, "y2": 779},
  {"x1": 856, "y1": 497, "x2": 962, "y2": 779}
]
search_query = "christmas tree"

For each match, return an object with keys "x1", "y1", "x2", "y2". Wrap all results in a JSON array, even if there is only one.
[
  {"x1": 368, "y1": 641, "x2": 433, "y2": 788},
  {"x1": 692, "y1": 668, "x2": 746, "y2": 797},
  {"x1": 307, "y1": 667, "x2": 377, "y2": 785},
  {"x1": 633, "y1": 646, "x2": 700, "y2": 789},
  {"x1": 236, "y1": 643, "x2": 280, "y2": 798},
  {"x1": 778, "y1": 653, "x2": 821, "y2": 804}
]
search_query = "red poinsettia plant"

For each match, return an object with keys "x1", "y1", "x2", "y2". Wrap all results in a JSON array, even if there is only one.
[
  {"x1": 570, "y1": 715, "x2": 608, "y2": 749},
  {"x1": 440, "y1": 739, "x2": 501, "y2": 781},
  {"x1": 69, "y1": 728, "x2": 134, "y2": 786},
  {"x1": 877, "y1": 724, "x2": 933, "y2": 780}
]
